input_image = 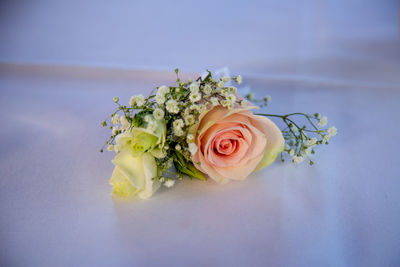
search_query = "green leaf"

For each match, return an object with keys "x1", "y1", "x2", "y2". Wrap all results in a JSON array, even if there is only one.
[
  {"x1": 203, "y1": 70, "x2": 212, "y2": 82},
  {"x1": 173, "y1": 151, "x2": 205, "y2": 181}
]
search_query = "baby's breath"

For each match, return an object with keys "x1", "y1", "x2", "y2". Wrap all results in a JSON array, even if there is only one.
[
  {"x1": 158, "y1": 85, "x2": 168, "y2": 95},
  {"x1": 188, "y1": 143, "x2": 198, "y2": 155},
  {"x1": 210, "y1": 97, "x2": 219, "y2": 106},
  {"x1": 203, "y1": 84, "x2": 212, "y2": 95},
  {"x1": 318, "y1": 116, "x2": 328, "y2": 127},
  {"x1": 153, "y1": 108, "x2": 165, "y2": 120},
  {"x1": 164, "y1": 179, "x2": 175, "y2": 188},
  {"x1": 156, "y1": 94, "x2": 166, "y2": 105},
  {"x1": 189, "y1": 92, "x2": 201, "y2": 103},
  {"x1": 166, "y1": 99, "x2": 179, "y2": 114},
  {"x1": 221, "y1": 76, "x2": 230, "y2": 82},
  {"x1": 226, "y1": 94, "x2": 236, "y2": 104},
  {"x1": 234, "y1": 75, "x2": 242, "y2": 84},
  {"x1": 255, "y1": 112, "x2": 337, "y2": 165},
  {"x1": 173, "y1": 119, "x2": 184, "y2": 129},
  {"x1": 189, "y1": 82, "x2": 200, "y2": 93},
  {"x1": 111, "y1": 114, "x2": 120, "y2": 125},
  {"x1": 184, "y1": 114, "x2": 195, "y2": 126}
]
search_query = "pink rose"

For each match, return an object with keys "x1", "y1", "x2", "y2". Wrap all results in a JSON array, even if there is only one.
[{"x1": 190, "y1": 105, "x2": 284, "y2": 183}]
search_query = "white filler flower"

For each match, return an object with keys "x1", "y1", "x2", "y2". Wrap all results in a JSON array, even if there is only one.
[
  {"x1": 184, "y1": 115, "x2": 195, "y2": 125},
  {"x1": 129, "y1": 94, "x2": 145, "y2": 107},
  {"x1": 173, "y1": 119, "x2": 184, "y2": 129},
  {"x1": 158, "y1": 85, "x2": 168, "y2": 95},
  {"x1": 189, "y1": 82, "x2": 199, "y2": 93},
  {"x1": 189, "y1": 92, "x2": 202, "y2": 103},
  {"x1": 153, "y1": 108, "x2": 165, "y2": 120},
  {"x1": 156, "y1": 94, "x2": 166, "y2": 105},
  {"x1": 318, "y1": 116, "x2": 328, "y2": 127},
  {"x1": 210, "y1": 97, "x2": 219, "y2": 106},
  {"x1": 327, "y1": 126, "x2": 337, "y2": 137},
  {"x1": 111, "y1": 114, "x2": 120, "y2": 125},
  {"x1": 135, "y1": 94, "x2": 144, "y2": 107},
  {"x1": 235, "y1": 75, "x2": 242, "y2": 84},
  {"x1": 164, "y1": 179, "x2": 175, "y2": 188},
  {"x1": 188, "y1": 143, "x2": 198, "y2": 155},
  {"x1": 203, "y1": 84, "x2": 212, "y2": 95},
  {"x1": 306, "y1": 137, "x2": 317, "y2": 147},
  {"x1": 221, "y1": 76, "x2": 230, "y2": 82},
  {"x1": 166, "y1": 99, "x2": 179, "y2": 113},
  {"x1": 293, "y1": 155, "x2": 304, "y2": 164}
]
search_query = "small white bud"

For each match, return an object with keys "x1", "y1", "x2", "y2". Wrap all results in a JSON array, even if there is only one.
[
  {"x1": 153, "y1": 108, "x2": 165, "y2": 120},
  {"x1": 226, "y1": 94, "x2": 236, "y2": 104},
  {"x1": 164, "y1": 179, "x2": 175, "y2": 188},
  {"x1": 203, "y1": 84, "x2": 212, "y2": 95},
  {"x1": 235, "y1": 75, "x2": 242, "y2": 84},
  {"x1": 173, "y1": 119, "x2": 184, "y2": 129},
  {"x1": 327, "y1": 126, "x2": 337, "y2": 137},
  {"x1": 188, "y1": 143, "x2": 198, "y2": 155},
  {"x1": 210, "y1": 97, "x2": 219, "y2": 106},
  {"x1": 184, "y1": 114, "x2": 195, "y2": 125},
  {"x1": 246, "y1": 93, "x2": 254, "y2": 100},
  {"x1": 155, "y1": 94, "x2": 166, "y2": 105},
  {"x1": 189, "y1": 82, "x2": 200, "y2": 93},
  {"x1": 221, "y1": 76, "x2": 230, "y2": 82},
  {"x1": 112, "y1": 126, "x2": 119, "y2": 136},
  {"x1": 293, "y1": 155, "x2": 304, "y2": 164},
  {"x1": 187, "y1": 134, "x2": 194, "y2": 141},
  {"x1": 264, "y1": 95, "x2": 271, "y2": 102},
  {"x1": 111, "y1": 114, "x2": 120, "y2": 125},
  {"x1": 135, "y1": 94, "x2": 144, "y2": 107},
  {"x1": 189, "y1": 92, "x2": 202, "y2": 103},
  {"x1": 174, "y1": 127, "x2": 184, "y2": 137},
  {"x1": 318, "y1": 116, "x2": 328, "y2": 127},
  {"x1": 166, "y1": 99, "x2": 179, "y2": 114},
  {"x1": 229, "y1": 86, "x2": 237, "y2": 94},
  {"x1": 305, "y1": 137, "x2": 317, "y2": 147},
  {"x1": 158, "y1": 85, "x2": 168, "y2": 95}
]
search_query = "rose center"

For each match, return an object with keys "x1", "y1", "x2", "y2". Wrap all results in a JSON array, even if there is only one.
[
  {"x1": 215, "y1": 138, "x2": 238, "y2": 155},
  {"x1": 212, "y1": 129, "x2": 246, "y2": 155}
]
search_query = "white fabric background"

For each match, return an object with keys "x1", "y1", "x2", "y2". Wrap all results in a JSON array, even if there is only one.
[
  {"x1": 1, "y1": 0, "x2": 399, "y2": 85},
  {"x1": 0, "y1": 1, "x2": 400, "y2": 266}
]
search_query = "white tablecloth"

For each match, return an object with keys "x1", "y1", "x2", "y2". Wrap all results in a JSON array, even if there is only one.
[
  {"x1": 0, "y1": 64, "x2": 399, "y2": 266},
  {"x1": 1, "y1": 0, "x2": 400, "y2": 266}
]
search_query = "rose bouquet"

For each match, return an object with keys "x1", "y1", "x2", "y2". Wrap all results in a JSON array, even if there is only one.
[{"x1": 101, "y1": 69, "x2": 337, "y2": 199}]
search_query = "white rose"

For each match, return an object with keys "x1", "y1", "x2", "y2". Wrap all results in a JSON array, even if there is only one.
[
  {"x1": 109, "y1": 152, "x2": 160, "y2": 199},
  {"x1": 109, "y1": 115, "x2": 166, "y2": 198}
]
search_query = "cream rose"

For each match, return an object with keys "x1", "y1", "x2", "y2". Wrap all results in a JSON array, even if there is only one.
[
  {"x1": 190, "y1": 105, "x2": 284, "y2": 183},
  {"x1": 109, "y1": 115, "x2": 165, "y2": 199},
  {"x1": 109, "y1": 151, "x2": 160, "y2": 199}
]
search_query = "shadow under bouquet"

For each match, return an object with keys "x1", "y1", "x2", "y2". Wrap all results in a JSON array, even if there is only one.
[{"x1": 101, "y1": 69, "x2": 337, "y2": 199}]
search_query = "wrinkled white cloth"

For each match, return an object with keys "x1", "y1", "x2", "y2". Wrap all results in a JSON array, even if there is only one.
[
  {"x1": 0, "y1": 0, "x2": 399, "y2": 266},
  {"x1": 0, "y1": 64, "x2": 399, "y2": 267}
]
